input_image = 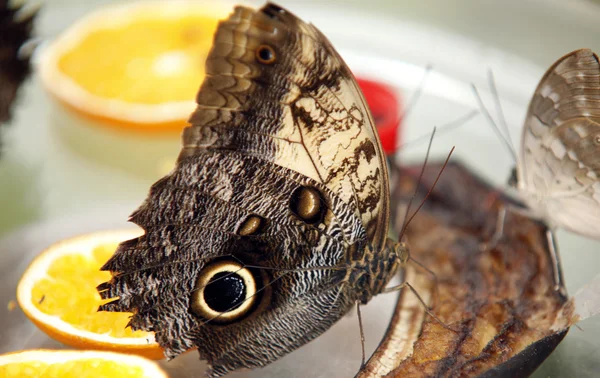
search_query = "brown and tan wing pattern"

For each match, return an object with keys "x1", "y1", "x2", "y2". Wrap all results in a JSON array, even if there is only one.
[
  {"x1": 182, "y1": 2, "x2": 389, "y2": 248},
  {"x1": 518, "y1": 49, "x2": 600, "y2": 238},
  {"x1": 98, "y1": 3, "x2": 390, "y2": 377}
]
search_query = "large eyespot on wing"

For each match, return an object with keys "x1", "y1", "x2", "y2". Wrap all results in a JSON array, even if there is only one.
[
  {"x1": 97, "y1": 150, "x2": 364, "y2": 366},
  {"x1": 189, "y1": 259, "x2": 271, "y2": 324},
  {"x1": 181, "y1": 2, "x2": 390, "y2": 250},
  {"x1": 519, "y1": 48, "x2": 600, "y2": 236}
]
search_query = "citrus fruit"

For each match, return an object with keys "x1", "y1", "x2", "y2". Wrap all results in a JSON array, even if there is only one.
[
  {"x1": 0, "y1": 349, "x2": 168, "y2": 378},
  {"x1": 16, "y1": 229, "x2": 164, "y2": 360},
  {"x1": 37, "y1": 0, "x2": 228, "y2": 132}
]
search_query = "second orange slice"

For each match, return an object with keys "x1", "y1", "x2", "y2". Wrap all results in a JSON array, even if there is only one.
[{"x1": 16, "y1": 229, "x2": 165, "y2": 360}]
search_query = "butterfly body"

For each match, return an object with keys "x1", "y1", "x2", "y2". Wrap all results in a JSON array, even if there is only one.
[
  {"x1": 98, "y1": 3, "x2": 398, "y2": 377},
  {"x1": 343, "y1": 239, "x2": 401, "y2": 305}
]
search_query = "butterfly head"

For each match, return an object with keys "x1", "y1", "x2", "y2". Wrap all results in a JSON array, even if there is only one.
[{"x1": 393, "y1": 241, "x2": 410, "y2": 266}]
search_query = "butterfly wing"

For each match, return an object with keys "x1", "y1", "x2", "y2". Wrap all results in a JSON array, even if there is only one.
[
  {"x1": 182, "y1": 3, "x2": 389, "y2": 245},
  {"x1": 518, "y1": 49, "x2": 600, "y2": 238},
  {"x1": 98, "y1": 3, "x2": 389, "y2": 377}
]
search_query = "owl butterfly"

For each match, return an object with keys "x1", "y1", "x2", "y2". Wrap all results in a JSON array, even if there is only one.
[
  {"x1": 477, "y1": 49, "x2": 600, "y2": 289},
  {"x1": 97, "y1": 3, "x2": 426, "y2": 377}
]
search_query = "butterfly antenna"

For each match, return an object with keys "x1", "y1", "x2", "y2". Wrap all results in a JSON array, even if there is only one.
[
  {"x1": 403, "y1": 145, "x2": 455, "y2": 288},
  {"x1": 392, "y1": 146, "x2": 458, "y2": 333},
  {"x1": 398, "y1": 109, "x2": 479, "y2": 150},
  {"x1": 471, "y1": 83, "x2": 518, "y2": 163},
  {"x1": 398, "y1": 126, "x2": 436, "y2": 239},
  {"x1": 401, "y1": 145, "x2": 455, "y2": 239},
  {"x1": 401, "y1": 64, "x2": 432, "y2": 121},
  {"x1": 488, "y1": 69, "x2": 518, "y2": 158}
]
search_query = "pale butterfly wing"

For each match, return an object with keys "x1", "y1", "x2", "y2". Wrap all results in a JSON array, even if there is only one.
[{"x1": 517, "y1": 48, "x2": 600, "y2": 238}]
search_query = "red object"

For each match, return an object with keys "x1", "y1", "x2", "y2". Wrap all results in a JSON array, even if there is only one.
[{"x1": 357, "y1": 77, "x2": 402, "y2": 155}]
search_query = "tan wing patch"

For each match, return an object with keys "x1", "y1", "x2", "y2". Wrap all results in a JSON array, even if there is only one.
[{"x1": 180, "y1": 4, "x2": 389, "y2": 247}]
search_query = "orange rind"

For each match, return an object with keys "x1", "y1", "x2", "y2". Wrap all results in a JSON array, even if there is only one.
[{"x1": 16, "y1": 229, "x2": 164, "y2": 360}]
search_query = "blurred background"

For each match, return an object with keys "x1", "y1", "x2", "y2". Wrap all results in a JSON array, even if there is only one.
[{"x1": 1, "y1": 0, "x2": 600, "y2": 377}]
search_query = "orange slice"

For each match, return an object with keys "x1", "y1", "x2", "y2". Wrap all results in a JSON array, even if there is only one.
[
  {"x1": 0, "y1": 349, "x2": 168, "y2": 378},
  {"x1": 16, "y1": 229, "x2": 164, "y2": 360},
  {"x1": 37, "y1": 0, "x2": 228, "y2": 132}
]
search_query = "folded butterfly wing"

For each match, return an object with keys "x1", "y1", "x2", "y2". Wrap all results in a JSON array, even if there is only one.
[
  {"x1": 99, "y1": 3, "x2": 392, "y2": 377},
  {"x1": 518, "y1": 48, "x2": 600, "y2": 238}
]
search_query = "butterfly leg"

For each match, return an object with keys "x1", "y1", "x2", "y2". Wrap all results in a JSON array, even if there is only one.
[
  {"x1": 480, "y1": 203, "x2": 527, "y2": 262},
  {"x1": 356, "y1": 301, "x2": 366, "y2": 369},
  {"x1": 384, "y1": 241, "x2": 454, "y2": 331},
  {"x1": 482, "y1": 206, "x2": 566, "y2": 295},
  {"x1": 393, "y1": 240, "x2": 440, "y2": 295},
  {"x1": 480, "y1": 204, "x2": 508, "y2": 252},
  {"x1": 381, "y1": 281, "x2": 456, "y2": 332},
  {"x1": 546, "y1": 229, "x2": 567, "y2": 297}
]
